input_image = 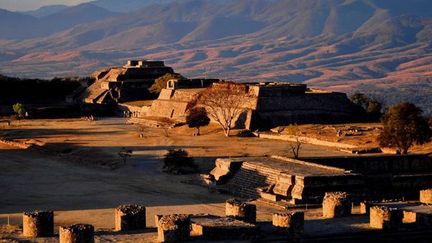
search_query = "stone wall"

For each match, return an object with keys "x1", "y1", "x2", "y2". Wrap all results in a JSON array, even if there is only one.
[
  {"x1": 305, "y1": 155, "x2": 432, "y2": 199},
  {"x1": 146, "y1": 89, "x2": 200, "y2": 121},
  {"x1": 305, "y1": 155, "x2": 432, "y2": 175},
  {"x1": 145, "y1": 82, "x2": 362, "y2": 129},
  {"x1": 0, "y1": 138, "x2": 32, "y2": 149},
  {"x1": 291, "y1": 175, "x2": 364, "y2": 203},
  {"x1": 256, "y1": 92, "x2": 355, "y2": 112},
  {"x1": 217, "y1": 158, "x2": 364, "y2": 203}
]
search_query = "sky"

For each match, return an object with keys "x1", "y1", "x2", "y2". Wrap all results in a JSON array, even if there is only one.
[{"x1": 0, "y1": 0, "x2": 91, "y2": 11}]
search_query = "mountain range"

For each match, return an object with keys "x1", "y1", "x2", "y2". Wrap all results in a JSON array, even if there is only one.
[{"x1": 0, "y1": 0, "x2": 431, "y2": 113}]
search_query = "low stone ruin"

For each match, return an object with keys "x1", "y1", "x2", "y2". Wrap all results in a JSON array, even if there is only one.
[
  {"x1": 157, "y1": 214, "x2": 190, "y2": 242},
  {"x1": 420, "y1": 189, "x2": 432, "y2": 204},
  {"x1": 322, "y1": 192, "x2": 351, "y2": 218},
  {"x1": 360, "y1": 201, "x2": 372, "y2": 215},
  {"x1": 225, "y1": 199, "x2": 256, "y2": 224},
  {"x1": 190, "y1": 215, "x2": 257, "y2": 240},
  {"x1": 208, "y1": 158, "x2": 243, "y2": 185},
  {"x1": 115, "y1": 204, "x2": 146, "y2": 231},
  {"x1": 22, "y1": 211, "x2": 54, "y2": 238},
  {"x1": 272, "y1": 211, "x2": 304, "y2": 236},
  {"x1": 59, "y1": 224, "x2": 94, "y2": 243},
  {"x1": 12, "y1": 189, "x2": 432, "y2": 242},
  {"x1": 209, "y1": 156, "x2": 364, "y2": 204},
  {"x1": 369, "y1": 206, "x2": 403, "y2": 230}
]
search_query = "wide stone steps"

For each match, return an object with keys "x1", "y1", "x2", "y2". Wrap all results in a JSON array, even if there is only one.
[{"x1": 224, "y1": 162, "x2": 283, "y2": 198}]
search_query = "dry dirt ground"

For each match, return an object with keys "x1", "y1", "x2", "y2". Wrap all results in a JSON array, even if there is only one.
[
  {"x1": 0, "y1": 118, "x2": 372, "y2": 241},
  {"x1": 280, "y1": 123, "x2": 432, "y2": 153}
]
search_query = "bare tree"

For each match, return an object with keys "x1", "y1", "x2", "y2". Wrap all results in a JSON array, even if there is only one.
[
  {"x1": 285, "y1": 124, "x2": 303, "y2": 159},
  {"x1": 189, "y1": 82, "x2": 251, "y2": 137}
]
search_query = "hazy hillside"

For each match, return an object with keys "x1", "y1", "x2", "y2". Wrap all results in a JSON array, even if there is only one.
[
  {"x1": 24, "y1": 5, "x2": 68, "y2": 17},
  {"x1": 91, "y1": 0, "x2": 175, "y2": 12},
  {"x1": 0, "y1": 0, "x2": 431, "y2": 112},
  {"x1": 0, "y1": 3, "x2": 117, "y2": 39}
]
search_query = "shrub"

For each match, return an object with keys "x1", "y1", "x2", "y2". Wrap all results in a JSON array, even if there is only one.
[
  {"x1": 163, "y1": 149, "x2": 197, "y2": 174},
  {"x1": 148, "y1": 73, "x2": 185, "y2": 94},
  {"x1": 350, "y1": 93, "x2": 382, "y2": 120},
  {"x1": 12, "y1": 103, "x2": 26, "y2": 118},
  {"x1": 186, "y1": 107, "x2": 210, "y2": 136},
  {"x1": 378, "y1": 102, "x2": 431, "y2": 154}
]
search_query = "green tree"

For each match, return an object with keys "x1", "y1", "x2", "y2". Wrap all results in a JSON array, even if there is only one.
[
  {"x1": 378, "y1": 102, "x2": 432, "y2": 154},
  {"x1": 12, "y1": 103, "x2": 26, "y2": 118},
  {"x1": 149, "y1": 73, "x2": 185, "y2": 94},
  {"x1": 186, "y1": 107, "x2": 210, "y2": 136},
  {"x1": 350, "y1": 93, "x2": 382, "y2": 118}
]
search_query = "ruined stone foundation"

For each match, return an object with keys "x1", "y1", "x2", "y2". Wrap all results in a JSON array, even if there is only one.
[
  {"x1": 272, "y1": 211, "x2": 304, "y2": 235},
  {"x1": 190, "y1": 215, "x2": 257, "y2": 240},
  {"x1": 360, "y1": 201, "x2": 371, "y2": 215},
  {"x1": 225, "y1": 199, "x2": 256, "y2": 224},
  {"x1": 369, "y1": 206, "x2": 403, "y2": 230},
  {"x1": 22, "y1": 211, "x2": 54, "y2": 237},
  {"x1": 115, "y1": 204, "x2": 146, "y2": 231},
  {"x1": 157, "y1": 214, "x2": 190, "y2": 242},
  {"x1": 420, "y1": 189, "x2": 432, "y2": 204},
  {"x1": 322, "y1": 192, "x2": 351, "y2": 218},
  {"x1": 59, "y1": 224, "x2": 95, "y2": 243}
]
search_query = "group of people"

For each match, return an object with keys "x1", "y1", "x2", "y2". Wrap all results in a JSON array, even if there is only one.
[
  {"x1": 122, "y1": 110, "x2": 140, "y2": 118},
  {"x1": 84, "y1": 115, "x2": 96, "y2": 121}
]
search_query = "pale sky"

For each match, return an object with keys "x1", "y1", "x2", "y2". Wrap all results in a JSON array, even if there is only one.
[{"x1": 0, "y1": 0, "x2": 91, "y2": 11}]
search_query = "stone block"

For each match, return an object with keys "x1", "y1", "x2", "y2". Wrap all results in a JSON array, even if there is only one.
[
  {"x1": 360, "y1": 201, "x2": 371, "y2": 215},
  {"x1": 322, "y1": 192, "x2": 351, "y2": 218},
  {"x1": 225, "y1": 199, "x2": 256, "y2": 224},
  {"x1": 273, "y1": 173, "x2": 294, "y2": 197},
  {"x1": 290, "y1": 185, "x2": 305, "y2": 200},
  {"x1": 191, "y1": 215, "x2": 256, "y2": 240},
  {"x1": 259, "y1": 190, "x2": 279, "y2": 202},
  {"x1": 272, "y1": 211, "x2": 304, "y2": 235},
  {"x1": 22, "y1": 211, "x2": 54, "y2": 238},
  {"x1": 420, "y1": 189, "x2": 432, "y2": 204},
  {"x1": 59, "y1": 224, "x2": 94, "y2": 243},
  {"x1": 369, "y1": 206, "x2": 403, "y2": 230},
  {"x1": 157, "y1": 214, "x2": 190, "y2": 242},
  {"x1": 115, "y1": 204, "x2": 146, "y2": 231},
  {"x1": 210, "y1": 159, "x2": 243, "y2": 184},
  {"x1": 403, "y1": 211, "x2": 417, "y2": 224}
]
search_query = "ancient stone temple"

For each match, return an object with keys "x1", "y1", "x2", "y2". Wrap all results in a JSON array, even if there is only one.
[
  {"x1": 146, "y1": 80, "x2": 363, "y2": 129},
  {"x1": 80, "y1": 60, "x2": 175, "y2": 104}
]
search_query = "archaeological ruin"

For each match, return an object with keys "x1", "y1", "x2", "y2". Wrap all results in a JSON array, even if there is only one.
[
  {"x1": 78, "y1": 60, "x2": 175, "y2": 104},
  {"x1": 2, "y1": 58, "x2": 432, "y2": 242},
  {"x1": 146, "y1": 79, "x2": 363, "y2": 129},
  {"x1": 208, "y1": 154, "x2": 432, "y2": 204}
]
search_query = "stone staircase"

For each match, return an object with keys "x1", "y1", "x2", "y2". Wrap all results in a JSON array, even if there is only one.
[{"x1": 223, "y1": 162, "x2": 282, "y2": 198}]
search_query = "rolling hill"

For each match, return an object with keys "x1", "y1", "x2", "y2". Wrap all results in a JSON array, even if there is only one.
[
  {"x1": 0, "y1": 0, "x2": 431, "y2": 112},
  {"x1": 0, "y1": 3, "x2": 117, "y2": 39},
  {"x1": 24, "y1": 5, "x2": 68, "y2": 17}
]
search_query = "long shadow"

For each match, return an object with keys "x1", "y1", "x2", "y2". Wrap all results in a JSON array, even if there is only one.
[
  {"x1": 1, "y1": 128, "x2": 126, "y2": 139},
  {"x1": 0, "y1": 142, "x2": 231, "y2": 214}
]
